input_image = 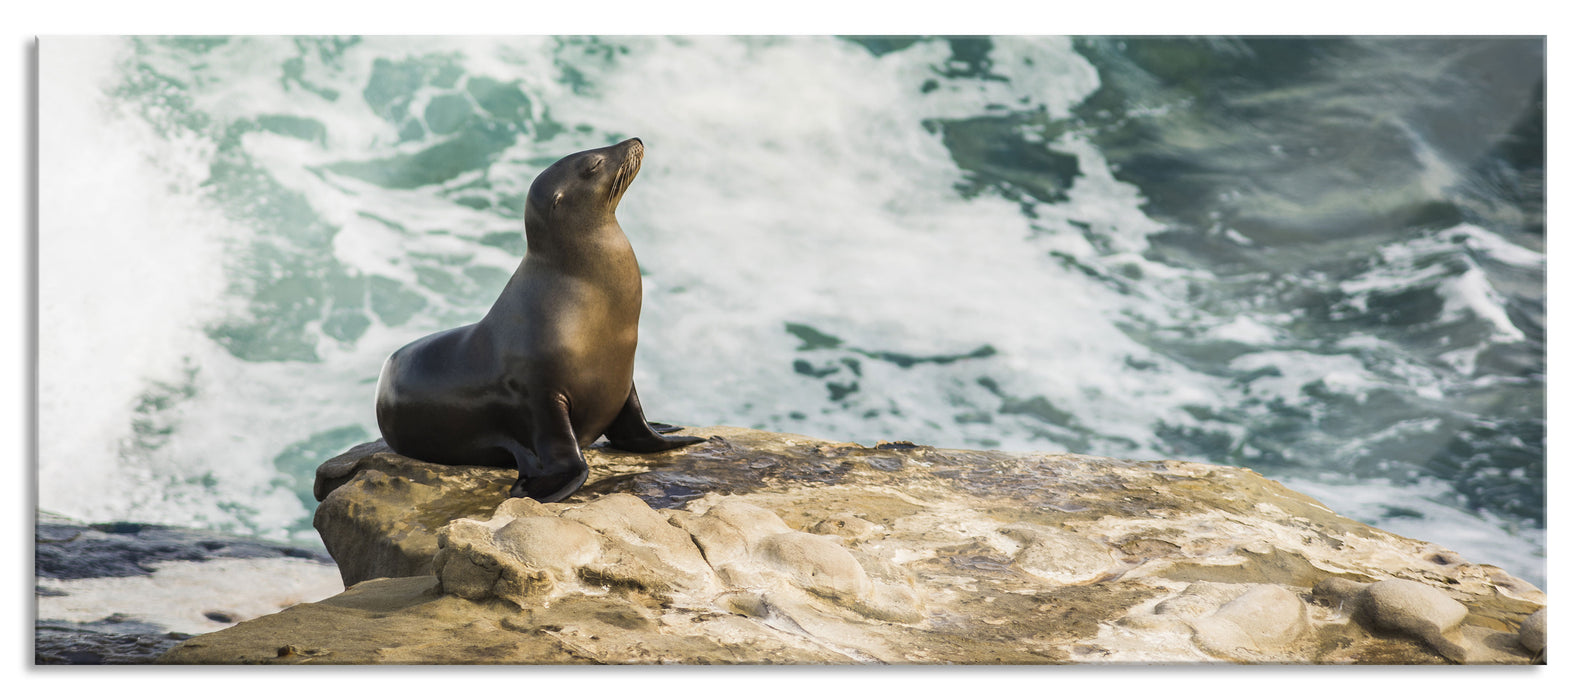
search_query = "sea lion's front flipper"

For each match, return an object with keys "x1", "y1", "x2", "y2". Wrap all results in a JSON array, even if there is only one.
[
  {"x1": 509, "y1": 398, "x2": 590, "y2": 502},
  {"x1": 603, "y1": 384, "x2": 706, "y2": 453},
  {"x1": 510, "y1": 469, "x2": 586, "y2": 503}
]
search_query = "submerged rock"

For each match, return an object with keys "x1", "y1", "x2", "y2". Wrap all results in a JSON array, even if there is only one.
[
  {"x1": 34, "y1": 511, "x2": 343, "y2": 664},
  {"x1": 162, "y1": 426, "x2": 1546, "y2": 665}
]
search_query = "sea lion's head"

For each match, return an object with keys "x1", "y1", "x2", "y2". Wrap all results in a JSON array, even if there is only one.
[{"x1": 526, "y1": 138, "x2": 644, "y2": 228}]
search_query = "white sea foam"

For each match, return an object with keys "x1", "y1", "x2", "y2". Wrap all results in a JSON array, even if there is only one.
[
  {"x1": 36, "y1": 38, "x2": 427, "y2": 537},
  {"x1": 1439, "y1": 259, "x2": 1524, "y2": 344},
  {"x1": 533, "y1": 36, "x2": 1220, "y2": 455},
  {"x1": 1230, "y1": 350, "x2": 1378, "y2": 403},
  {"x1": 34, "y1": 36, "x2": 1544, "y2": 586},
  {"x1": 38, "y1": 37, "x2": 240, "y2": 522},
  {"x1": 1339, "y1": 223, "x2": 1537, "y2": 343},
  {"x1": 36, "y1": 557, "x2": 345, "y2": 635}
]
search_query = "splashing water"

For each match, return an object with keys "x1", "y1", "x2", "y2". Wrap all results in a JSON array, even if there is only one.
[{"x1": 38, "y1": 36, "x2": 1544, "y2": 586}]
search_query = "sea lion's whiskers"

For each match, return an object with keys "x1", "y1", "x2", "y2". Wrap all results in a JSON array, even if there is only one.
[
  {"x1": 608, "y1": 167, "x2": 624, "y2": 204},
  {"x1": 610, "y1": 162, "x2": 635, "y2": 204}
]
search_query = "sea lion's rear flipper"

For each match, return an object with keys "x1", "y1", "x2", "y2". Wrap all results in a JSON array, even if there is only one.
[
  {"x1": 507, "y1": 398, "x2": 590, "y2": 503},
  {"x1": 603, "y1": 384, "x2": 707, "y2": 453}
]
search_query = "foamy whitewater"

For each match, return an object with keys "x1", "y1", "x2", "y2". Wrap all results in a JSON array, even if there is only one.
[{"x1": 38, "y1": 36, "x2": 1546, "y2": 586}]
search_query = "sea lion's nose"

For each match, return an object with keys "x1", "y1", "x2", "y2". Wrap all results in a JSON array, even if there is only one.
[{"x1": 631, "y1": 137, "x2": 643, "y2": 146}]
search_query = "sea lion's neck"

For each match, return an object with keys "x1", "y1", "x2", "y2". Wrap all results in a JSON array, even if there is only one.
[
  {"x1": 524, "y1": 214, "x2": 625, "y2": 258},
  {"x1": 522, "y1": 217, "x2": 637, "y2": 275}
]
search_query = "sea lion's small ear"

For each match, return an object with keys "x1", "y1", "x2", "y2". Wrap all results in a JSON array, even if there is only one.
[{"x1": 552, "y1": 192, "x2": 562, "y2": 210}]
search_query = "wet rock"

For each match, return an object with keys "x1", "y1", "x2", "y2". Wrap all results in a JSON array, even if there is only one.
[
  {"x1": 35, "y1": 617, "x2": 191, "y2": 665},
  {"x1": 34, "y1": 511, "x2": 343, "y2": 665},
  {"x1": 36, "y1": 510, "x2": 331, "y2": 580},
  {"x1": 164, "y1": 425, "x2": 1544, "y2": 665}
]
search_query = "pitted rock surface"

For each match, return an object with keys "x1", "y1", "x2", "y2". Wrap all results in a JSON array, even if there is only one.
[
  {"x1": 161, "y1": 426, "x2": 1546, "y2": 664},
  {"x1": 432, "y1": 494, "x2": 922, "y2": 634}
]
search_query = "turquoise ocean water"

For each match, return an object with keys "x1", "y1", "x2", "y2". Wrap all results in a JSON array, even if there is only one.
[{"x1": 38, "y1": 36, "x2": 1545, "y2": 586}]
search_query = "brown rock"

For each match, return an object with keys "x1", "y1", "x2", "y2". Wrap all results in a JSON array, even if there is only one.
[
  {"x1": 161, "y1": 426, "x2": 1545, "y2": 665},
  {"x1": 1519, "y1": 607, "x2": 1546, "y2": 656}
]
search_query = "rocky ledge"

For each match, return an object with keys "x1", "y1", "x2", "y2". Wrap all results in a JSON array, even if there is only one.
[{"x1": 159, "y1": 426, "x2": 1546, "y2": 665}]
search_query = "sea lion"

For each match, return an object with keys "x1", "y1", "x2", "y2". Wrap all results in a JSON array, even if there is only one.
[{"x1": 374, "y1": 138, "x2": 704, "y2": 502}]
